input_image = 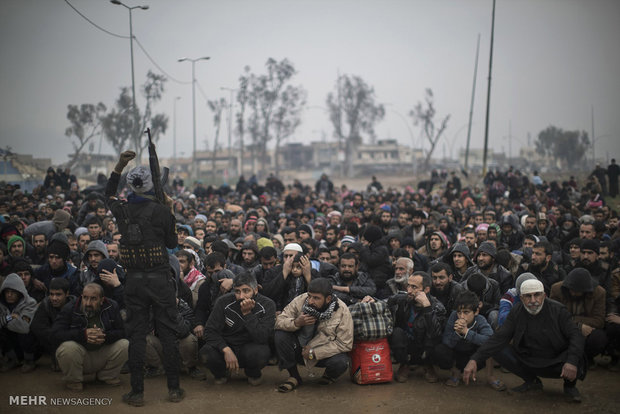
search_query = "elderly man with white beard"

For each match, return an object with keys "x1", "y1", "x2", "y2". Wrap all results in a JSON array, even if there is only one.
[{"x1": 463, "y1": 279, "x2": 586, "y2": 403}]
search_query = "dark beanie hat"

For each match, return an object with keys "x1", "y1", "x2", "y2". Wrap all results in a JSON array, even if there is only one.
[
  {"x1": 11, "y1": 258, "x2": 33, "y2": 275},
  {"x1": 47, "y1": 239, "x2": 70, "y2": 261},
  {"x1": 580, "y1": 239, "x2": 599, "y2": 254},
  {"x1": 297, "y1": 224, "x2": 313, "y2": 235},
  {"x1": 363, "y1": 226, "x2": 383, "y2": 243},
  {"x1": 97, "y1": 258, "x2": 118, "y2": 275},
  {"x1": 467, "y1": 272, "x2": 487, "y2": 296},
  {"x1": 476, "y1": 241, "x2": 497, "y2": 259},
  {"x1": 563, "y1": 268, "x2": 594, "y2": 293}
]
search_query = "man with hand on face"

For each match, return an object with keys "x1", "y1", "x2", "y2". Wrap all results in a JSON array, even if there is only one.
[
  {"x1": 329, "y1": 252, "x2": 376, "y2": 306},
  {"x1": 262, "y1": 244, "x2": 316, "y2": 311},
  {"x1": 463, "y1": 279, "x2": 586, "y2": 403},
  {"x1": 274, "y1": 278, "x2": 353, "y2": 392},
  {"x1": 384, "y1": 271, "x2": 446, "y2": 383},
  {"x1": 200, "y1": 272, "x2": 275, "y2": 385}
]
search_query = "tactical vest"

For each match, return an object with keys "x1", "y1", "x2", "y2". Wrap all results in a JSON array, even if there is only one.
[{"x1": 117, "y1": 202, "x2": 168, "y2": 270}]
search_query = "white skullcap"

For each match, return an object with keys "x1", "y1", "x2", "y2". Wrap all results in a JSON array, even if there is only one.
[
  {"x1": 283, "y1": 243, "x2": 303, "y2": 253},
  {"x1": 520, "y1": 279, "x2": 544, "y2": 295}
]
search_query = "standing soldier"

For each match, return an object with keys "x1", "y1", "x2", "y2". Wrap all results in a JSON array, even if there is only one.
[{"x1": 105, "y1": 150, "x2": 184, "y2": 406}]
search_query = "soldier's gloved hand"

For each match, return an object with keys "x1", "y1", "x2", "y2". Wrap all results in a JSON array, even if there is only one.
[{"x1": 115, "y1": 151, "x2": 136, "y2": 173}]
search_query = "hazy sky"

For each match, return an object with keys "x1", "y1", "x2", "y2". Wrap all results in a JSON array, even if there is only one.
[{"x1": 1, "y1": 0, "x2": 619, "y2": 165}]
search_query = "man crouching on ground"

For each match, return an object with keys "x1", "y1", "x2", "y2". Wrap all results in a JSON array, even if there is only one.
[
  {"x1": 274, "y1": 278, "x2": 353, "y2": 392},
  {"x1": 200, "y1": 272, "x2": 275, "y2": 385}
]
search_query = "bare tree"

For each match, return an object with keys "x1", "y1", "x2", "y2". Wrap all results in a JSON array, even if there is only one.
[
  {"x1": 64, "y1": 103, "x2": 107, "y2": 169},
  {"x1": 410, "y1": 88, "x2": 450, "y2": 169},
  {"x1": 208, "y1": 98, "x2": 226, "y2": 183},
  {"x1": 326, "y1": 74, "x2": 384, "y2": 177}
]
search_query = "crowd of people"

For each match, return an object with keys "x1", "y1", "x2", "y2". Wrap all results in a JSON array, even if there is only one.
[{"x1": 0, "y1": 157, "x2": 619, "y2": 406}]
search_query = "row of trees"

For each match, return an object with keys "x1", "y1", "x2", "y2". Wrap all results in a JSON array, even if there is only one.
[
  {"x1": 65, "y1": 71, "x2": 168, "y2": 170},
  {"x1": 66, "y1": 58, "x2": 452, "y2": 179},
  {"x1": 66, "y1": 56, "x2": 591, "y2": 180}
]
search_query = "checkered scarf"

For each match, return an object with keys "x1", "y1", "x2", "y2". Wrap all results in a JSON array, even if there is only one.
[{"x1": 302, "y1": 295, "x2": 339, "y2": 321}]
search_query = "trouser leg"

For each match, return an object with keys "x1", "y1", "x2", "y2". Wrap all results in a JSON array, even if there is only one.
[
  {"x1": 202, "y1": 344, "x2": 227, "y2": 379},
  {"x1": 316, "y1": 353, "x2": 349, "y2": 379},
  {"x1": 238, "y1": 343, "x2": 270, "y2": 378},
  {"x1": 179, "y1": 334, "x2": 198, "y2": 369},
  {"x1": 274, "y1": 330, "x2": 301, "y2": 371},
  {"x1": 95, "y1": 339, "x2": 129, "y2": 381},
  {"x1": 145, "y1": 334, "x2": 163, "y2": 367},
  {"x1": 125, "y1": 274, "x2": 150, "y2": 393},
  {"x1": 492, "y1": 346, "x2": 537, "y2": 382},
  {"x1": 585, "y1": 329, "x2": 608, "y2": 359},
  {"x1": 389, "y1": 327, "x2": 409, "y2": 365},
  {"x1": 433, "y1": 343, "x2": 456, "y2": 370},
  {"x1": 56, "y1": 341, "x2": 87, "y2": 383}
]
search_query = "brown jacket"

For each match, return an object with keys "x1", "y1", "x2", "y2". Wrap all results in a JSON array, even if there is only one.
[
  {"x1": 550, "y1": 281, "x2": 606, "y2": 329},
  {"x1": 275, "y1": 293, "x2": 353, "y2": 366}
]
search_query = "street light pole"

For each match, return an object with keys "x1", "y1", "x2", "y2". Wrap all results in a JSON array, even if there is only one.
[
  {"x1": 110, "y1": 1, "x2": 149, "y2": 153},
  {"x1": 220, "y1": 87, "x2": 236, "y2": 179},
  {"x1": 178, "y1": 56, "x2": 210, "y2": 183},
  {"x1": 173, "y1": 96, "x2": 181, "y2": 170}
]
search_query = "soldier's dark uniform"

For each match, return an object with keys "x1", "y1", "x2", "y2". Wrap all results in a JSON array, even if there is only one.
[{"x1": 105, "y1": 169, "x2": 181, "y2": 402}]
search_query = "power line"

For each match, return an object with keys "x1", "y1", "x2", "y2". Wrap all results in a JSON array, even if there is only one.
[
  {"x1": 63, "y1": 0, "x2": 129, "y2": 39},
  {"x1": 64, "y1": 0, "x2": 191, "y2": 85},
  {"x1": 195, "y1": 80, "x2": 210, "y2": 104},
  {"x1": 133, "y1": 37, "x2": 191, "y2": 85}
]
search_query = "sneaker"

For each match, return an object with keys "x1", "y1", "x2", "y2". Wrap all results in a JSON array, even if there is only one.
[
  {"x1": 214, "y1": 376, "x2": 228, "y2": 385},
  {"x1": 510, "y1": 377, "x2": 543, "y2": 393},
  {"x1": 144, "y1": 365, "x2": 165, "y2": 378},
  {"x1": 103, "y1": 377, "x2": 121, "y2": 386},
  {"x1": 563, "y1": 385, "x2": 582, "y2": 403},
  {"x1": 122, "y1": 391, "x2": 144, "y2": 407},
  {"x1": 188, "y1": 366, "x2": 206, "y2": 380},
  {"x1": 168, "y1": 388, "x2": 185, "y2": 403},
  {"x1": 394, "y1": 364, "x2": 409, "y2": 383},
  {"x1": 248, "y1": 375, "x2": 263, "y2": 386},
  {"x1": 20, "y1": 360, "x2": 36, "y2": 373},
  {"x1": 423, "y1": 366, "x2": 439, "y2": 383},
  {"x1": 66, "y1": 382, "x2": 83, "y2": 391}
]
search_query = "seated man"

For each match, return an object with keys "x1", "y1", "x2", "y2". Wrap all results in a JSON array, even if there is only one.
[
  {"x1": 386, "y1": 257, "x2": 413, "y2": 296},
  {"x1": 550, "y1": 268, "x2": 607, "y2": 364},
  {"x1": 262, "y1": 244, "x2": 317, "y2": 311},
  {"x1": 53, "y1": 283, "x2": 128, "y2": 391},
  {"x1": 12, "y1": 258, "x2": 46, "y2": 303},
  {"x1": 34, "y1": 238, "x2": 80, "y2": 295},
  {"x1": 145, "y1": 296, "x2": 205, "y2": 380},
  {"x1": 329, "y1": 252, "x2": 376, "y2": 306},
  {"x1": 435, "y1": 290, "x2": 505, "y2": 391},
  {"x1": 200, "y1": 272, "x2": 275, "y2": 385},
  {"x1": 387, "y1": 271, "x2": 446, "y2": 383},
  {"x1": 30, "y1": 277, "x2": 76, "y2": 371},
  {"x1": 274, "y1": 278, "x2": 353, "y2": 392},
  {"x1": 430, "y1": 262, "x2": 465, "y2": 314},
  {"x1": 463, "y1": 279, "x2": 586, "y2": 403},
  {"x1": 0, "y1": 273, "x2": 38, "y2": 372},
  {"x1": 79, "y1": 240, "x2": 125, "y2": 307}
]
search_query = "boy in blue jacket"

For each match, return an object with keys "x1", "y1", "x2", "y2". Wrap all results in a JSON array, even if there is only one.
[{"x1": 434, "y1": 290, "x2": 505, "y2": 390}]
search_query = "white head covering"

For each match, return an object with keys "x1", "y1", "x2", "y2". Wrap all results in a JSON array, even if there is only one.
[
  {"x1": 127, "y1": 165, "x2": 154, "y2": 194},
  {"x1": 283, "y1": 243, "x2": 303, "y2": 253},
  {"x1": 520, "y1": 279, "x2": 544, "y2": 295}
]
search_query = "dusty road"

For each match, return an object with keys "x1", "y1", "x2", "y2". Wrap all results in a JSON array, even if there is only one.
[{"x1": 1, "y1": 356, "x2": 618, "y2": 414}]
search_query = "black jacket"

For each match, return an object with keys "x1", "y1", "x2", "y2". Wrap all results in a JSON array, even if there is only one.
[
  {"x1": 204, "y1": 292, "x2": 275, "y2": 350},
  {"x1": 388, "y1": 292, "x2": 446, "y2": 351},
  {"x1": 53, "y1": 296, "x2": 125, "y2": 347},
  {"x1": 471, "y1": 299, "x2": 585, "y2": 373},
  {"x1": 30, "y1": 295, "x2": 77, "y2": 350}
]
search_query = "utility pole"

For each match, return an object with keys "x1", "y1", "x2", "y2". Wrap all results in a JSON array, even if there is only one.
[
  {"x1": 464, "y1": 34, "x2": 480, "y2": 172},
  {"x1": 482, "y1": 0, "x2": 496, "y2": 176}
]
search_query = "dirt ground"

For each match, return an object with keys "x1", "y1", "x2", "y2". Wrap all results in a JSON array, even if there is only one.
[{"x1": 1, "y1": 356, "x2": 618, "y2": 414}]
